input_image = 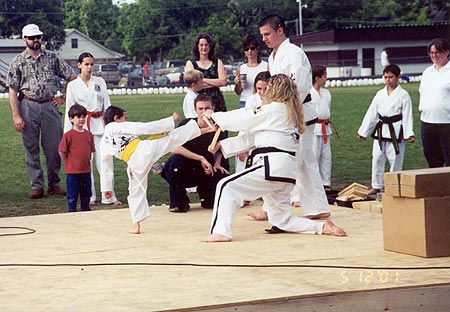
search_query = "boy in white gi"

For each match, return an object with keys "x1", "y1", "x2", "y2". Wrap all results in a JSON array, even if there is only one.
[
  {"x1": 100, "y1": 105, "x2": 211, "y2": 234},
  {"x1": 311, "y1": 65, "x2": 335, "y2": 191},
  {"x1": 358, "y1": 64, "x2": 415, "y2": 195},
  {"x1": 182, "y1": 70, "x2": 204, "y2": 118},
  {"x1": 201, "y1": 74, "x2": 346, "y2": 242}
]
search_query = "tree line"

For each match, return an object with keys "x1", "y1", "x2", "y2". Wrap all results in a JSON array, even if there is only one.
[{"x1": 1, "y1": 0, "x2": 448, "y2": 65}]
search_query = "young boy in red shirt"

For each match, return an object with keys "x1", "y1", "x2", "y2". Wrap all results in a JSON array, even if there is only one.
[{"x1": 59, "y1": 104, "x2": 95, "y2": 212}]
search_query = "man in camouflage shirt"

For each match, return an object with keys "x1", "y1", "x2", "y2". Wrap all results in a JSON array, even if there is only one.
[{"x1": 7, "y1": 24, "x2": 77, "y2": 199}]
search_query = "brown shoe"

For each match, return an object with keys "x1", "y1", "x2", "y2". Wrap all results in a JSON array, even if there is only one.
[
  {"x1": 48, "y1": 186, "x2": 66, "y2": 196},
  {"x1": 28, "y1": 189, "x2": 44, "y2": 199}
]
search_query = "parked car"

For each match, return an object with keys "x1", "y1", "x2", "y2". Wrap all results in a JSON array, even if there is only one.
[
  {"x1": 93, "y1": 63, "x2": 121, "y2": 85},
  {"x1": 127, "y1": 67, "x2": 154, "y2": 86},
  {"x1": 165, "y1": 66, "x2": 185, "y2": 84},
  {"x1": 155, "y1": 60, "x2": 186, "y2": 75},
  {"x1": 118, "y1": 61, "x2": 136, "y2": 76}
]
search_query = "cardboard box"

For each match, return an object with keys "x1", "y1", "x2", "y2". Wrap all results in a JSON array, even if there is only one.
[
  {"x1": 384, "y1": 172, "x2": 400, "y2": 196},
  {"x1": 382, "y1": 194, "x2": 450, "y2": 257},
  {"x1": 384, "y1": 167, "x2": 450, "y2": 198}
]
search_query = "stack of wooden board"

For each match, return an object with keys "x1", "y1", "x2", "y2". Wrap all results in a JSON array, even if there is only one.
[
  {"x1": 336, "y1": 182, "x2": 369, "y2": 201},
  {"x1": 383, "y1": 167, "x2": 450, "y2": 258}
]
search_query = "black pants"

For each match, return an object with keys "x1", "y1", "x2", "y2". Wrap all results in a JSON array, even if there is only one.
[
  {"x1": 161, "y1": 154, "x2": 228, "y2": 210},
  {"x1": 421, "y1": 121, "x2": 450, "y2": 168}
]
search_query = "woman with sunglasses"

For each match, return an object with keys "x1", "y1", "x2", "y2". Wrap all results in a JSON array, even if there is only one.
[{"x1": 234, "y1": 35, "x2": 268, "y2": 109}]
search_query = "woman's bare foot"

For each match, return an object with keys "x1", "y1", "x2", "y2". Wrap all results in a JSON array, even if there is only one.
[
  {"x1": 322, "y1": 220, "x2": 347, "y2": 236},
  {"x1": 129, "y1": 222, "x2": 141, "y2": 234},
  {"x1": 113, "y1": 200, "x2": 122, "y2": 206},
  {"x1": 200, "y1": 233, "x2": 232, "y2": 242},
  {"x1": 304, "y1": 212, "x2": 331, "y2": 219},
  {"x1": 291, "y1": 201, "x2": 301, "y2": 208},
  {"x1": 89, "y1": 200, "x2": 96, "y2": 205},
  {"x1": 247, "y1": 210, "x2": 268, "y2": 221}
]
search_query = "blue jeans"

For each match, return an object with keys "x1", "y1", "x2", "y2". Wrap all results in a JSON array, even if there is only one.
[
  {"x1": 421, "y1": 121, "x2": 450, "y2": 168},
  {"x1": 66, "y1": 173, "x2": 92, "y2": 212},
  {"x1": 238, "y1": 100, "x2": 246, "y2": 109}
]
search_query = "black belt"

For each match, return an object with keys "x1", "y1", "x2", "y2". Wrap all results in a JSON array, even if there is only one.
[
  {"x1": 22, "y1": 95, "x2": 52, "y2": 103},
  {"x1": 371, "y1": 113, "x2": 403, "y2": 155},
  {"x1": 306, "y1": 117, "x2": 318, "y2": 126},
  {"x1": 303, "y1": 94, "x2": 312, "y2": 104},
  {"x1": 246, "y1": 147, "x2": 296, "y2": 168}
]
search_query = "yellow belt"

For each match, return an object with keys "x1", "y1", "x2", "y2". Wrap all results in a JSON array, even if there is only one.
[{"x1": 121, "y1": 133, "x2": 169, "y2": 163}]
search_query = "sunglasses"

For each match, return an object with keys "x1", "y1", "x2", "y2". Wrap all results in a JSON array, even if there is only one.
[
  {"x1": 26, "y1": 35, "x2": 42, "y2": 41},
  {"x1": 244, "y1": 47, "x2": 257, "y2": 52}
]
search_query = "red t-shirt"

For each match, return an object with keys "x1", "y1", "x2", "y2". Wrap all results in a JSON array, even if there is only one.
[{"x1": 59, "y1": 129, "x2": 95, "y2": 174}]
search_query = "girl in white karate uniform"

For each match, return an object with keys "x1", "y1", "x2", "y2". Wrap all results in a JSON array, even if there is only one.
[
  {"x1": 201, "y1": 74, "x2": 346, "y2": 242},
  {"x1": 100, "y1": 106, "x2": 208, "y2": 234}
]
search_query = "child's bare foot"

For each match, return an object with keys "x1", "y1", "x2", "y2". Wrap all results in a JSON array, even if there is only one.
[
  {"x1": 200, "y1": 233, "x2": 232, "y2": 242},
  {"x1": 322, "y1": 220, "x2": 347, "y2": 236},
  {"x1": 304, "y1": 212, "x2": 331, "y2": 219},
  {"x1": 291, "y1": 201, "x2": 301, "y2": 208},
  {"x1": 247, "y1": 210, "x2": 268, "y2": 221},
  {"x1": 129, "y1": 222, "x2": 141, "y2": 234},
  {"x1": 113, "y1": 200, "x2": 122, "y2": 206}
]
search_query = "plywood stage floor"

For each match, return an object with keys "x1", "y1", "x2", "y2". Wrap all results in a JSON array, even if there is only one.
[{"x1": 1, "y1": 201, "x2": 450, "y2": 312}]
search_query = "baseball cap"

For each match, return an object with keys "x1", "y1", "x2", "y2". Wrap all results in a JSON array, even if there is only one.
[{"x1": 22, "y1": 24, "x2": 44, "y2": 38}]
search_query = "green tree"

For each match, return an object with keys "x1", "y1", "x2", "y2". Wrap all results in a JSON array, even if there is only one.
[
  {"x1": 0, "y1": 0, "x2": 66, "y2": 49},
  {"x1": 63, "y1": 0, "x2": 120, "y2": 50}
]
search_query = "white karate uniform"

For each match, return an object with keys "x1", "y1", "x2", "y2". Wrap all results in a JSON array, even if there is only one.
[
  {"x1": 269, "y1": 39, "x2": 330, "y2": 215},
  {"x1": 182, "y1": 89, "x2": 197, "y2": 119},
  {"x1": 235, "y1": 93, "x2": 262, "y2": 173},
  {"x1": 311, "y1": 87, "x2": 333, "y2": 187},
  {"x1": 100, "y1": 117, "x2": 201, "y2": 223},
  {"x1": 65, "y1": 75, "x2": 119, "y2": 204},
  {"x1": 209, "y1": 103, "x2": 324, "y2": 239},
  {"x1": 358, "y1": 85, "x2": 414, "y2": 189}
]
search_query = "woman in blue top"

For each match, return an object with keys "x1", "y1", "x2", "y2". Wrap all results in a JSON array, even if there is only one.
[{"x1": 185, "y1": 33, "x2": 227, "y2": 112}]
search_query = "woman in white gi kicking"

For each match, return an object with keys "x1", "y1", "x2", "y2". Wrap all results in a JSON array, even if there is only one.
[{"x1": 201, "y1": 74, "x2": 346, "y2": 242}]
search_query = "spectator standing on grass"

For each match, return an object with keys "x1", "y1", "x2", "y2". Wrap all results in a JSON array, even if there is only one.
[
  {"x1": 142, "y1": 59, "x2": 150, "y2": 86},
  {"x1": 59, "y1": 104, "x2": 95, "y2": 212},
  {"x1": 64, "y1": 52, "x2": 122, "y2": 206},
  {"x1": 6, "y1": 24, "x2": 76, "y2": 199},
  {"x1": 186, "y1": 33, "x2": 227, "y2": 112},
  {"x1": 234, "y1": 35, "x2": 268, "y2": 108},
  {"x1": 418, "y1": 38, "x2": 450, "y2": 168},
  {"x1": 182, "y1": 70, "x2": 204, "y2": 118},
  {"x1": 358, "y1": 64, "x2": 415, "y2": 195},
  {"x1": 161, "y1": 94, "x2": 229, "y2": 213}
]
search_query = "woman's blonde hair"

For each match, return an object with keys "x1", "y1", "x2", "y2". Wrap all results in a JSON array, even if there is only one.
[{"x1": 264, "y1": 74, "x2": 305, "y2": 134}]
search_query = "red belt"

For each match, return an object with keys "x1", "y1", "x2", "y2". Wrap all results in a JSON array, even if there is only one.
[
  {"x1": 316, "y1": 119, "x2": 340, "y2": 144},
  {"x1": 87, "y1": 111, "x2": 104, "y2": 131}
]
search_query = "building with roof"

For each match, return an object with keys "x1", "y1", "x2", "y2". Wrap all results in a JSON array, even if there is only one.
[
  {"x1": 0, "y1": 29, "x2": 124, "y2": 91},
  {"x1": 291, "y1": 23, "x2": 450, "y2": 78}
]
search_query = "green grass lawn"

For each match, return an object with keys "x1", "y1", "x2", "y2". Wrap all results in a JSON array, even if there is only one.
[{"x1": 0, "y1": 82, "x2": 427, "y2": 217}]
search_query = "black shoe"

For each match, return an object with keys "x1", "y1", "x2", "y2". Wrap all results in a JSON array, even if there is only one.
[
  {"x1": 168, "y1": 206, "x2": 189, "y2": 213},
  {"x1": 265, "y1": 226, "x2": 286, "y2": 234}
]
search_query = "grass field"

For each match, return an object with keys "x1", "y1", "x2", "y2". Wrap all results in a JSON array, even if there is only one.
[{"x1": 0, "y1": 82, "x2": 427, "y2": 217}]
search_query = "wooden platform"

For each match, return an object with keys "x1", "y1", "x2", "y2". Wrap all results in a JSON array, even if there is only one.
[{"x1": 1, "y1": 202, "x2": 450, "y2": 311}]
